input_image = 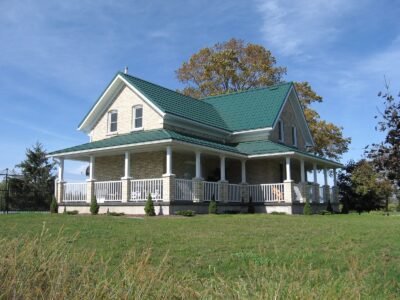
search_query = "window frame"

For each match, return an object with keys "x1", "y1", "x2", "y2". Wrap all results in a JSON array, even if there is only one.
[
  {"x1": 278, "y1": 119, "x2": 284, "y2": 142},
  {"x1": 292, "y1": 126, "x2": 298, "y2": 147},
  {"x1": 132, "y1": 105, "x2": 143, "y2": 131},
  {"x1": 108, "y1": 110, "x2": 118, "y2": 133}
]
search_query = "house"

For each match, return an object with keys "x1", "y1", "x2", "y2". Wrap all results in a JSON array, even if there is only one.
[{"x1": 48, "y1": 71, "x2": 342, "y2": 214}]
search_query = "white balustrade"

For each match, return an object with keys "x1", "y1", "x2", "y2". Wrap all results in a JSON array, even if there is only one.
[
  {"x1": 306, "y1": 185, "x2": 314, "y2": 202},
  {"x1": 204, "y1": 181, "x2": 219, "y2": 201},
  {"x1": 175, "y1": 179, "x2": 193, "y2": 201},
  {"x1": 130, "y1": 178, "x2": 163, "y2": 202},
  {"x1": 248, "y1": 183, "x2": 284, "y2": 202},
  {"x1": 228, "y1": 184, "x2": 241, "y2": 202},
  {"x1": 293, "y1": 184, "x2": 303, "y2": 202},
  {"x1": 319, "y1": 186, "x2": 324, "y2": 203},
  {"x1": 94, "y1": 181, "x2": 122, "y2": 202},
  {"x1": 63, "y1": 182, "x2": 86, "y2": 202}
]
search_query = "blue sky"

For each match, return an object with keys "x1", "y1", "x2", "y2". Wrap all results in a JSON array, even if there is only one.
[{"x1": 0, "y1": 0, "x2": 399, "y2": 180}]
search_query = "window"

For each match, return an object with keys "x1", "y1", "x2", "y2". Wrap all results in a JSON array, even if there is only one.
[
  {"x1": 292, "y1": 126, "x2": 297, "y2": 147},
  {"x1": 278, "y1": 119, "x2": 284, "y2": 142},
  {"x1": 132, "y1": 105, "x2": 143, "y2": 130},
  {"x1": 108, "y1": 110, "x2": 118, "y2": 133}
]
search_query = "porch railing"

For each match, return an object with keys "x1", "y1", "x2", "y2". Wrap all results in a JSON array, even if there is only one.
[
  {"x1": 95, "y1": 180, "x2": 122, "y2": 202},
  {"x1": 249, "y1": 183, "x2": 284, "y2": 202},
  {"x1": 130, "y1": 178, "x2": 163, "y2": 202},
  {"x1": 293, "y1": 184, "x2": 303, "y2": 202},
  {"x1": 228, "y1": 184, "x2": 241, "y2": 202},
  {"x1": 306, "y1": 185, "x2": 314, "y2": 202},
  {"x1": 204, "y1": 181, "x2": 219, "y2": 201},
  {"x1": 175, "y1": 179, "x2": 193, "y2": 201},
  {"x1": 63, "y1": 182, "x2": 86, "y2": 202}
]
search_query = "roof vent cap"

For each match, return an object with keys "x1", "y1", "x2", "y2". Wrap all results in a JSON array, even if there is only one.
[{"x1": 124, "y1": 66, "x2": 128, "y2": 74}]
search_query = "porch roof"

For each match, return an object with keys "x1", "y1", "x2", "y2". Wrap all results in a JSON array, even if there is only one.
[{"x1": 48, "y1": 129, "x2": 342, "y2": 167}]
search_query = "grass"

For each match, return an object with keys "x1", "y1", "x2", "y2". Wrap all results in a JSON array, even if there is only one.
[{"x1": 0, "y1": 213, "x2": 399, "y2": 299}]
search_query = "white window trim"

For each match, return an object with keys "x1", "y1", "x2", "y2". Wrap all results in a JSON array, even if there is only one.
[
  {"x1": 132, "y1": 105, "x2": 143, "y2": 131},
  {"x1": 278, "y1": 119, "x2": 284, "y2": 142},
  {"x1": 292, "y1": 125, "x2": 298, "y2": 147},
  {"x1": 108, "y1": 110, "x2": 118, "y2": 134}
]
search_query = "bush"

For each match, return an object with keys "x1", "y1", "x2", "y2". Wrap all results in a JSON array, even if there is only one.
[
  {"x1": 208, "y1": 195, "x2": 217, "y2": 214},
  {"x1": 326, "y1": 199, "x2": 333, "y2": 213},
  {"x1": 303, "y1": 199, "x2": 312, "y2": 215},
  {"x1": 63, "y1": 206, "x2": 67, "y2": 214},
  {"x1": 90, "y1": 195, "x2": 99, "y2": 215},
  {"x1": 50, "y1": 196, "x2": 58, "y2": 213},
  {"x1": 66, "y1": 210, "x2": 79, "y2": 215},
  {"x1": 248, "y1": 196, "x2": 255, "y2": 214},
  {"x1": 175, "y1": 210, "x2": 196, "y2": 217},
  {"x1": 107, "y1": 211, "x2": 125, "y2": 217},
  {"x1": 144, "y1": 193, "x2": 155, "y2": 216},
  {"x1": 319, "y1": 210, "x2": 332, "y2": 215}
]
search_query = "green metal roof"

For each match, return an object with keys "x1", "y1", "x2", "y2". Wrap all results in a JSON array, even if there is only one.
[
  {"x1": 79, "y1": 72, "x2": 293, "y2": 133},
  {"x1": 202, "y1": 82, "x2": 292, "y2": 131},
  {"x1": 49, "y1": 129, "x2": 340, "y2": 166}
]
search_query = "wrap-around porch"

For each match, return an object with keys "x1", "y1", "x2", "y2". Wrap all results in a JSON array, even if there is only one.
[{"x1": 56, "y1": 144, "x2": 340, "y2": 209}]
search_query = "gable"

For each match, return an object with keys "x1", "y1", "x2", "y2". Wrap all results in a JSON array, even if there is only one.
[
  {"x1": 91, "y1": 86, "x2": 163, "y2": 141},
  {"x1": 270, "y1": 88, "x2": 313, "y2": 149}
]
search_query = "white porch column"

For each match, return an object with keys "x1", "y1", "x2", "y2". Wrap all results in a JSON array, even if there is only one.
[
  {"x1": 58, "y1": 158, "x2": 64, "y2": 182},
  {"x1": 323, "y1": 168, "x2": 328, "y2": 186},
  {"x1": 220, "y1": 155, "x2": 226, "y2": 182},
  {"x1": 122, "y1": 151, "x2": 131, "y2": 179},
  {"x1": 241, "y1": 160, "x2": 247, "y2": 184},
  {"x1": 164, "y1": 146, "x2": 173, "y2": 176},
  {"x1": 332, "y1": 168, "x2": 338, "y2": 203},
  {"x1": 89, "y1": 155, "x2": 95, "y2": 181},
  {"x1": 312, "y1": 163, "x2": 318, "y2": 203},
  {"x1": 284, "y1": 157, "x2": 292, "y2": 182},
  {"x1": 300, "y1": 159, "x2": 305, "y2": 183},
  {"x1": 195, "y1": 151, "x2": 202, "y2": 179},
  {"x1": 333, "y1": 168, "x2": 337, "y2": 186}
]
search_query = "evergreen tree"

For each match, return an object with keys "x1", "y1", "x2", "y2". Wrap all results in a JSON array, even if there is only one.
[
  {"x1": 248, "y1": 196, "x2": 255, "y2": 214},
  {"x1": 50, "y1": 196, "x2": 58, "y2": 213},
  {"x1": 90, "y1": 195, "x2": 99, "y2": 215},
  {"x1": 208, "y1": 194, "x2": 217, "y2": 214},
  {"x1": 303, "y1": 199, "x2": 312, "y2": 215},
  {"x1": 144, "y1": 193, "x2": 155, "y2": 216}
]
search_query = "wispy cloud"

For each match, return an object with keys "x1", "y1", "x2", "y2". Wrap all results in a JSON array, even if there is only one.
[{"x1": 255, "y1": 0, "x2": 355, "y2": 57}]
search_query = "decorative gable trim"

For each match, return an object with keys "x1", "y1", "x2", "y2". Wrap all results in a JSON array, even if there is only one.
[{"x1": 78, "y1": 74, "x2": 165, "y2": 134}]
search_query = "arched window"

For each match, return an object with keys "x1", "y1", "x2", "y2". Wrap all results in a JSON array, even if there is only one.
[
  {"x1": 292, "y1": 126, "x2": 297, "y2": 147},
  {"x1": 132, "y1": 105, "x2": 143, "y2": 130},
  {"x1": 278, "y1": 119, "x2": 284, "y2": 142},
  {"x1": 108, "y1": 110, "x2": 118, "y2": 133}
]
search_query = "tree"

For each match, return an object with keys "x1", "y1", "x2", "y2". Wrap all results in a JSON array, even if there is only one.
[
  {"x1": 144, "y1": 193, "x2": 155, "y2": 216},
  {"x1": 14, "y1": 143, "x2": 55, "y2": 210},
  {"x1": 50, "y1": 196, "x2": 58, "y2": 213},
  {"x1": 303, "y1": 199, "x2": 312, "y2": 215},
  {"x1": 208, "y1": 195, "x2": 217, "y2": 214},
  {"x1": 367, "y1": 81, "x2": 400, "y2": 188},
  {"x1": 338, "y1": 160, "x2": 393, "y2": 213},
  {"x1": 90, "y1": 195, "x2": 99, "y2": 215},
  {"x1": 176, "y1": 39, "x2": 350, "y2": 160}
]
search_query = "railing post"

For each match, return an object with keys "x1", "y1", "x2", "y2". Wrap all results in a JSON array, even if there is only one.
[
  {"x1": 283, "y1": 181, "x2": 294, "y2": 203},
  {"x1": 162, "y1": 175, "x2": 175, "y2": 202},
  {"x1": 121, "y1": 178, "x2": 131, "y2": 202},
  {"x1": 240, "y1": 183, "x2": 249, "y2": 203},
  {"x1": 57, "y1": 180, "x2": 65, "y2": 203},
  {"x1": 219, "y1": 181, "x2": 228, "y2": 203},
  {"x1": 86, "y1": 179, "x2": 95, "y2": 203},
  {"x1": 192, "y1": 178, "x2": 204, "y2": 203}
]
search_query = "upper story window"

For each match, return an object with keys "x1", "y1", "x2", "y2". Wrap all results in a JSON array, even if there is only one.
[
  {"x1": 132, "y1": 105, "x2": 143, "y2": 130},
  {"x1": 292, "y1": 126, "x2": 297, "y2": 147},
  {"x1": 278, "y1": 119, "x2": 284, "y2": 142},
  {"x1": 108, "y1": 110, "x2": 118, "y2": 133}
]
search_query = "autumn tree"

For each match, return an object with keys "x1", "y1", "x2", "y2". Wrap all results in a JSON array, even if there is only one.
[{"x1": 176, "y1": 38, "x2": 350, "y2": 160}]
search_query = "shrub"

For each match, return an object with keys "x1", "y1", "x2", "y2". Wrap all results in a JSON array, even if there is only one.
[
  {"x1": 248, "y1": 196, "x2": 255, "y2": 214},
  {"x1": 208, "y1": 195, "x2": 217, "y2": 214},
  {"x1": 319, "y1": 210, "x2": 332, "y2": 215},
  {"x1": 397, "y1": 202, "x2": 400, "y2": 212},
  {"x1": 303, "y1": 199, "x2": 312, "y2": 215},
  {"x1": 107, "y1": 212, "x2": 125, "y2": 217},
  {"x1": 50, "y1": 196, "x2": 58, "y2": 213},
  {"x1": 63, "y1": 206, "x2": 67, "y2": 214},
  {"x1": 326, "y1": 199, "x2": 333, "y2": 213},
  {"x1": 144, "y1": 193, "x2": 156, "y2": 216},
  {"x1": 175, "y1": 210, "x2": 196, "y2": 217},
  {"x1": 90, "y1": 195, "x2": 99, "y2": 215},
  {"x1": 66, "y1": 210, "x2": 79, "y2": 215}
]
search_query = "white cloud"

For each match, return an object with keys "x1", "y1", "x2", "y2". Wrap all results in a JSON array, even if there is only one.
[{"x1": 255, "y1": 0, "x2": 355, "y2": 56}]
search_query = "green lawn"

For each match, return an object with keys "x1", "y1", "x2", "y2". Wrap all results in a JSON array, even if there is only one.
[{"x1": 0, "y1": 213, "x2": 399, "y2": 299}]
